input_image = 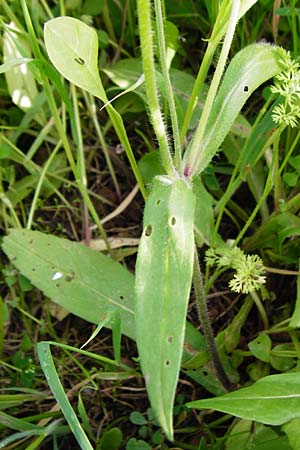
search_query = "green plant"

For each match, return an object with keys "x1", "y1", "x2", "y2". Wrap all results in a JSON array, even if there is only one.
[{"x1": 2, "y1": 0, "x2": 300, "y2": 448}]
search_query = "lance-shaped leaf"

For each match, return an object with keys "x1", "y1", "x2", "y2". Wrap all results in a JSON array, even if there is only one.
[
  {"x1": 135, "y1": 176, "x2": 195, "y2": 441},
  {"x1": 188, "y1": 43, "x2": 285, "y2": 176},
  {"x1": 187, "y1": 372, "x2": 300, "y2": 425}
]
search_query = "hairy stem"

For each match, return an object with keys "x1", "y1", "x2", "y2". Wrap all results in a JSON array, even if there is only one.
[
  {"x1": 154, "y1": 0, "x2": 182, "y2": 173},
  {"x1": 137, "y1": 0, "x2": 176, "y2": 177},
  {"x1": 193, "y1": 246, "x2": 232, "y2": 391},
  {"x1": 185, "y1": 0, "x2": 241, "y2": 177}
]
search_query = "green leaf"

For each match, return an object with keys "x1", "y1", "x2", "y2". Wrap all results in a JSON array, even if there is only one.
[
  {"x1": 1, "y1": 229, "x2": 205, "y2": 366},
  {"x1": 126, "y1": 438, "x2": 152, "y2": 450},
  {"x1": 190, "y1": 43, "x2": 285, "y2": 175},
  {"x1": 248, "y1": 333, "x2": 272, "y2": 363},
  {"x1": 135, "y1": 176, "x2": 195, "y2": 440},
  {"x1": 0, "y1": 392, "x2": 47, "y2": 410},
  {"x1": 187, "y1": 372, "x2": 300, "y2": 425},
  {"x1": 270, "y1": 344, "x2": 295, "y2": 371},
  {"x1": 44, "y1": 16, "x2": 106, "y2": 100},
  {"x1": 129, "y1": 411, "x2": 148, "y2": 425},
  {"x1": 282, "y1": 418, "x2": 300, "y2": 450},
  {"x1": 37, "y1": 342, "x2": 93, "y2": 450},
  {"x1": 44, "y1": 16, "x2": 147, "y2": 200},
  {"x1": 226, "y1": 420, "x2": 292, "y2": 450},
  {"x1": 138, "y1": 151, "x2": 165, "y2": 186},
  {"x1": 283, "y1": 172, "x2": 298, "y2": 187},
  {"x1": 2, "y1": 229, "x2": 136, "y2": 340},
  {"x1": 101, "y1": 427, "x2": 123, "y2": 450},
  {"x1": 0, "y1": 411, "x2": 43, "y2": 432}
]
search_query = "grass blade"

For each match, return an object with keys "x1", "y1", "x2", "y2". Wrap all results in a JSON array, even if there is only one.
[{"x1": 37, "y1": 342, "x2": 93, "y2": 450}]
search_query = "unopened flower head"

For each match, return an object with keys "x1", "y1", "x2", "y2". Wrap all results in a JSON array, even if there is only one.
[
  {"x1": 271, "y1": 50, "x2": 300, "y2": 128},
  {"x1": 206, "y1": 246, "x2": 266, "y2": 294}
]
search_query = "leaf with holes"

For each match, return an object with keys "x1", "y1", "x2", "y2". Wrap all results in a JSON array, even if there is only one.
[
  {"x1": 44, "y1": 16, "x2": 106, "y2": 100},
  {"x1": 2, "y1": 229, "x2": 135, "y2": 339},
  {"x1": 135, "y1": 176, "x2": 195, "y2": 441}
]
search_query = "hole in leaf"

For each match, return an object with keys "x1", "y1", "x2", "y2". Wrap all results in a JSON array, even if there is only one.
[
  {"x1": 120, "y1": 295, "x2": 124, "y2": 300},
  {"x1": 155, "y1": 199, "x2": 161, "y2": 206},
  {"x1": 167, "y1": 336, "x2": 173, "y2": 343},
  {"x1": 74, "y1": 56, "x2": 85, "y2": 65},
  {"x1": 202, "y1": 370, "x2": 208, "y2": 377},
  {"x1": 144, "y1": 225, "x2": 152, "y2": 236},
  {"x1": 165, "y1": 360, "x2": 171, "y2": 367},
  {"x1": 32, "y1": 268, "x2": 36, "y2": 272},
  {"x1": 66, "y1": 271, "x2": 75, "y2": 282},
  {"x1": 169, "y1": 217, "x2": 176, "y2": 226},
  {"x1": 243, "y1": 85, "x2": 249, "y2": 92}
]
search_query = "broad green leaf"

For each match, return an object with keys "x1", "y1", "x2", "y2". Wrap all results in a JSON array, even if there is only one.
[
  {"x1": 135, "y1": 176, "x2": 195, "y2": 440},
  {"x1": 44, "y1": 16, "x2": 147, "y2": 199},
  {"x1": 100, "y1": 427, "x2": 122, "y2": 450},
  {"x1": 44, "y1": 16, "x2": 106, "y2": 100},
  {"x1": 190, "y1": 43, "x2": 285, "y2": 175},
  {"x1": 187, "y1": 372, "x2": 300, "y2": 425},
  {"x1": 2, "y1": 229, "x2": 206, "y2": 367},
  {"x1": 2, "y1": 229, "x2": 136, "y2": 340},
  {"x1": 248, "y1": 333, "x2": 272, "y2": 363}
]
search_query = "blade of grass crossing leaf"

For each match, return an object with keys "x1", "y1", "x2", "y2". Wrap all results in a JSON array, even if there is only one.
[
  {"x1": 37, "y1": 341, "x2": 93, "y2": 450},
  {"x1": 135, "y1": 176, "x2": 195, "y2": 440}
]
